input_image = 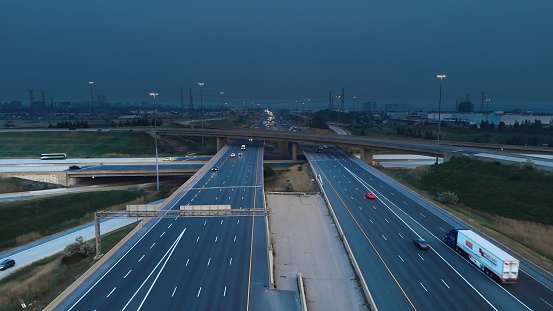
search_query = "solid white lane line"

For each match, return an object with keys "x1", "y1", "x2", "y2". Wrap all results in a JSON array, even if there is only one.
[
  {"x1": 106, "y1": 287, "x2": 116, "y2": 298},
  {"x1": 234, "y1": 236, "x2": 237, "y2": 242},
  {"x1": 207, "y1": 258, "x2": 211, "y2": 266},
  {"x1": 160, "y1": 232, "x2": 165, "y2": 238},
  {"x1": 229, "y1": 257, "x2": 233, "y2": 265},
  {"x1": 185, "y1": 259, "x2": 189, "y2": 266},
  {"x1": 124, "y1": 270, "x2": 132, "y2": 279},
  {"x1": 418, "y1": 254, "x2": 424, "y2": 261},
  {"x1": 168, "y1": 223, "x2": 172, "y2": 228},
  {"x1": 398, "y1": 233, "x2": 403, "y2": 239},
  {"x1": 172, "y1": 287, "x2": 177, "y2": 297},
  {"x1": 441, "y1": 279, "x2": 450, "y2": 289},
  {"x1": 420, "y1": 283, "x2": 428, "y2": 292},
  {"x1": 224, "y1": 286, "x2": 227, "y2": 297},
  {"x1": 138, "y1": 255, "x2": 145, "y2": 262},
  {"x1": 398, "y1": 255, "x2": 404, "y2": 263},
  {"x1": 215, "y1": 236, "x2": 218, "y2": 242},
  {"x1": 129, "y1": 229, "x2": 186, "y2": 311},
  {"x1": 150, "y1": 243, "x2": 155, "y2": 249},
  {"x1": 197, "y1": 287, "x2": 202, "y2": 297}
]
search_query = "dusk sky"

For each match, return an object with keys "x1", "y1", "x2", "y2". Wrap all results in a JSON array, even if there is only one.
[{"x1": 1, "y1": 1, "x2": 552, "y2": 111}]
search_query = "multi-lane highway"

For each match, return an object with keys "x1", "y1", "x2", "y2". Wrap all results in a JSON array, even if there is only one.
[
  {"x1": 305, "y1": 144, "x2": 553, "y2": 310},
  {"x1": 55, "y1": 139, "x2": 269, "y2": 310}
]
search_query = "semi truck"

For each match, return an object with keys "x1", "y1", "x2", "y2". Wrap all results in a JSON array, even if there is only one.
[{"x1": 444, "y1": 228, "x2": 519, "y2": 283}]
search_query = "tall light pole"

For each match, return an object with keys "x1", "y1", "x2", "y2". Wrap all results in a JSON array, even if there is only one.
[
  {"x1": 307, "y1": 98, "x2": 311, "y2": 128},
  {"x1": 220, "y1": 91, "x2": 225, "y2": 121},
  {"x1": 149, "y1": 92, "x2": 160, "y2": 192},
  {"x1": 485, "y1": 98, "x2": 491, "y2": 133},
  {"x1": 353, "y1": 96, "x2": 356, "y2": 123},
  {"x1": 89, "y1": 81, "x2": 94, "y2": 119},
  {"x1": 436, "y1": 74, "x2": 446, "y2": 145},
  {"x1": 198, "y1": 82, "x2": 205, "y2": 147}
]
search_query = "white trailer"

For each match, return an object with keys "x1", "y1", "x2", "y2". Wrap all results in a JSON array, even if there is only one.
[{"x1": 444, "y1": 229, "x2": 519, "y2": 283}]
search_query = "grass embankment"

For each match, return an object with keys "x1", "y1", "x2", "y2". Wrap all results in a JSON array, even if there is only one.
[
  {"x1": 0, "y1": 131, "x2": 167, "y2": 158},
  {"x1": 0, "y1": 225, "x2": 136, "y2": 311},
  {"x1": 0, "y1": 190, "x2": 142, "y2": 251},
  {"x1": 381, "y1": 157, "x2": 553, "y2": 263}
]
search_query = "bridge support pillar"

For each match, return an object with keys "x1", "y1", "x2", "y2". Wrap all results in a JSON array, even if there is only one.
[
  {"x1": 279, "y1": 141, "x2": 289, "y2": 157},
  {"x1": 292, "y1": 142, "x2": 298, "y2": 161},
  {"x1": 360, "y1": 148, "x2": 374, "y2": 164},
  {"x1": 217, "y1": 137, "x2": 227, "y2": 151}
]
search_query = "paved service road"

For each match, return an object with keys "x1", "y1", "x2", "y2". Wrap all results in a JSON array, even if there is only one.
[
  {"x1": 55, "y1": 139, "x2": 269, "y2": 311},
  {"x1": 304, "y1": 144, "x2": 553, "y2": 311}
]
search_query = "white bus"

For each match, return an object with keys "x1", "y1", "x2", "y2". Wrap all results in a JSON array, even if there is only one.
[{"x1": 41, "y1": 153, "x2": 67, "y2": 160}]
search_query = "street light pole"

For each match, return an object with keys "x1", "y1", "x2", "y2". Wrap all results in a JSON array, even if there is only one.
[
  {"x1": 220, "y1": 91, "x2": 225, "y2": 121},
  {"x1": 89, "y1": 81, "x2": 94, "y2": 120},
  {"x1": 149, "y1": 92, "x2": 160, "y2": 192},
  {"x1": 198, "y1": 82, "x2": 205, "y2": 147},
  {"x1": 436, "y1": 75, "x2": 446, "y2": 145},
  {"x1": 307, "y1": 98, "x2": 311, "y2": 128},
  {"x1": 485, "y1": 98, "x2": 491, "y2": 133},
  {"x1": 353, "y1": 96, "x2": 356, "y2": 123}
]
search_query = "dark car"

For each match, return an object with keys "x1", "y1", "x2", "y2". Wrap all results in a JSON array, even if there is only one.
[
  {"x1": 211, "y1": 166, "x2": 219, "y2": 172},
  {"x1": 365, "y1": 192, "x2": 376, "y2": 199},
  {"x1": 413, "y1": 238, "x2": 430, "y2": 250},
  {"x1": 0, "y1": 258, "x2": 15, "y2": 270},
  {"x1": 68, "y1": 165, "x2": 81, "y2": 170}
]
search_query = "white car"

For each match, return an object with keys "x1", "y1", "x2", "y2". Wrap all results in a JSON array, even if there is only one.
[{"x1": 230, "y1": 153, "x2": 236, "y2": 157}]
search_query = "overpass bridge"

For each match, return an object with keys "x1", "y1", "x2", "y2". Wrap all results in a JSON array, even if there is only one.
[{"x1": 156, "y1": 127, "x2": 553, "y2": 163}]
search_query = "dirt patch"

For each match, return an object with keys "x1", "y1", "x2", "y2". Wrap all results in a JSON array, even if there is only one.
[{"x1": 265, "y1": 164, "x2": 317, "y2": 192}]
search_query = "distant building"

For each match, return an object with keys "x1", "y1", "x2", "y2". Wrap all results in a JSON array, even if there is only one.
[{"x1": 458, "y1": 101, "x2": 474, "y2": 113}]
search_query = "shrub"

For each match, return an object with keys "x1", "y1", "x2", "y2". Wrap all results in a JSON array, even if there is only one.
[
  {"x1": 62, "y1": 236, "x2": 94, "y2": 264},
  {"x1": 520, "y1": 159, "x2": 536, "y2": 171},
  {"x1": 438, "y1": 191, "x2": 459, "y2": 205},
  {"x1": 264, "y1": 166, "x2": 275, "y2": 178},
  {"x1": 284, "y1": 180, "x2": 294, "y2": 192}
]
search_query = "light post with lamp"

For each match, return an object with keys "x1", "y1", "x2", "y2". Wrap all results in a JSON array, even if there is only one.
[
  {"x1": 89, "y1": 81, "x2": 94, "y2": 121},
  {"x1": 436, "y1": 74, "x2": 446, "y2": 145},
  {"x1": 220, "y1": 91, "x2": 225, "y2": 121},
  {"x1": 353, "y1": 96, "x2": 356, "y2": 123},
  {"x1": 149, "y1": 92, "x2": 160, "y2": 192},
  {"x1": 198, "y1": 82, "x2": 205, "y2": 146},
  {"x1": 307, "y1": 98, "x2": 311, "y2": 128}
]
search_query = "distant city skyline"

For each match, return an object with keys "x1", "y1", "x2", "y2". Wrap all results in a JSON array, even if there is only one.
[{"x1": 2, "y1": 1, "x2": 552, "y2": 112}]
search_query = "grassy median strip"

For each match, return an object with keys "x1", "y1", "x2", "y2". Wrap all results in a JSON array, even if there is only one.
[
  {"x1": 0, "y1": 224, "x2": 136, "y2": 311},
  {"x1": 0, "y1": 190, "x2": 142, "y2": 251}
]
